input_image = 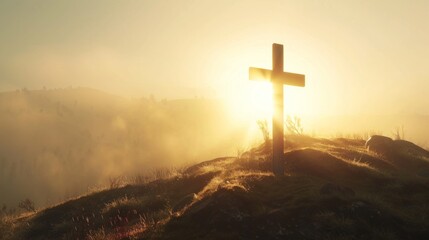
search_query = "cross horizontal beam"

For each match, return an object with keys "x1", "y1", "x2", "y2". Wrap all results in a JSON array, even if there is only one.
[{"x1": 249, "y1": 67, "x2": 305, "y2": 87}]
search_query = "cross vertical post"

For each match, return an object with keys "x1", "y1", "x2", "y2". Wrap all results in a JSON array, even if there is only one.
[
  {"x1": 249, "y1": 43, "x2": 305, "y2": 176},
  {"x1": 272, "y1": 44, "x2": 284, "y2": 176}
]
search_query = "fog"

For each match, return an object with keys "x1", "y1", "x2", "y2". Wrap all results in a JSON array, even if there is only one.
[
  {"x1": 0, "y1": 88, "x2": 250, "y2": 208},
  {"x1": 1, "y1": 0, "x2": 429, "y2": 212},
  {"x1": 1, "y1": 88, "x2": 428, "y2": 209}
]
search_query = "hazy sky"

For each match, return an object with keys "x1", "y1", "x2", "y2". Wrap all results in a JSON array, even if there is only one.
[{"x1": 1, "y1": 0, "x2": 428, "y2": 115}]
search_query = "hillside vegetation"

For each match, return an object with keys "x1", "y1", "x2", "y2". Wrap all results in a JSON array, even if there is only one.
[{"x1": 2, "y1": 135, "x2": 429, "y2": 240}]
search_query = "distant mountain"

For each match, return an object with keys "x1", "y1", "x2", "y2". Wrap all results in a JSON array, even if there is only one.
[
  {"x1": 0, "y1": 88, "x2": 242, "y2": 209},
  {"x1": 3, "y1": 135, "x2": 429, "y2": 239}
]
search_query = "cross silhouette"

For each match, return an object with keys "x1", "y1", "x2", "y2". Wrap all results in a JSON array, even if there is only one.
[{"x1": 249, "y1": 43, "x2": 305, "y2": 176}]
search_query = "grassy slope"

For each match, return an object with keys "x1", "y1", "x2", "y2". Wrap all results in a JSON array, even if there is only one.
[{"x1": 3, "y1": 135, "x2": 429, "y2": 240}]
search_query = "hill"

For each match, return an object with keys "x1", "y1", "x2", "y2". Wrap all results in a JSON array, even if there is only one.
[{"x1": 2, "y1": 135, "x2": 429, "y2": 239}]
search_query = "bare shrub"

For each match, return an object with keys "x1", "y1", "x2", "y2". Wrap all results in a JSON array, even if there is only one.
[
  {"x1": 392, "y1": 125, "x2": 405, "y2": 140},
  {"x1": 154, "y1": 168, "x2": 176, "y2": 179},
  {"x1": 236, "y1": 147, "x2": 245, "y2": 159},
  {"x1": 257, "y1": 119, "x2": 270, "y2": 143},
  {"x1": 18, "y1": 198, "x2": 35, "y2": 212},
  {"x1": 132, "y1": 174, "x2": 152, "y2": 185},
  {"x1": 285, "y1": 115, "x2": 303, "y2": 135},
  {"x1": 109, "y1": 176, "x2": 125, "y2": 189},
  {"x1": 132, "y1": 167, "x2": 183, "y2": 185}
]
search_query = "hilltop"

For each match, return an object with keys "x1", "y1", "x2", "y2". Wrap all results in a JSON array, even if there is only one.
[
  {"x1": 2, "y1": 135, "x2": 429, "y2": 239},
  {"x1": 1, "y1": 88, "x2": 429, "y2": 211}
]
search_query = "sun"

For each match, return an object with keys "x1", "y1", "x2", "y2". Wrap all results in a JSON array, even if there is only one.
[
  {"x1": 225, "y1": 79, "x2": 308, "y2": 146},
  {"x1": 228, "y1": 80, "x2": 307, "y2": 123}
]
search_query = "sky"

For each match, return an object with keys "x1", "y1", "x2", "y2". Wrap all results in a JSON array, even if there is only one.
[{"x1": 1, "y1": 0, "x2": 428, "y2": 116}]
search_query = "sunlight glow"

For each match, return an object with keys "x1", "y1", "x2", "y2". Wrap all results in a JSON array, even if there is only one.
[
  {"x1": 228, "y1": 80, "x2": 307, "y2": 122},
  {"x1": 245, "y1": 81, "x2": 273, "y2": 119}
]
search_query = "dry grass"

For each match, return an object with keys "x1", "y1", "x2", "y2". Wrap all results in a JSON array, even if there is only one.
[
  {"x1": 4, "y1": 135, "x2": 429, "y2": 239},
  {"x1": 0, "y1": 215, "x2": 15, "y2": 240}
]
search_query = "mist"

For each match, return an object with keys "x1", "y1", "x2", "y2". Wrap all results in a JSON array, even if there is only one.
[
  {"x1": 1, "y1": 0, "x2": 429, "y2": 212},
  {"x1": 0, "y1": 88, "x2": 250, "y2": 208},
  {"x1": 1, "y1": 87, "x2": 428, "y2": 210}
]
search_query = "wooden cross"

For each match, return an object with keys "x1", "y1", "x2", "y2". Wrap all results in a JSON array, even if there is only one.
[{"x1": 249, "y1": 43, "x2": 305, "y2": 176}]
